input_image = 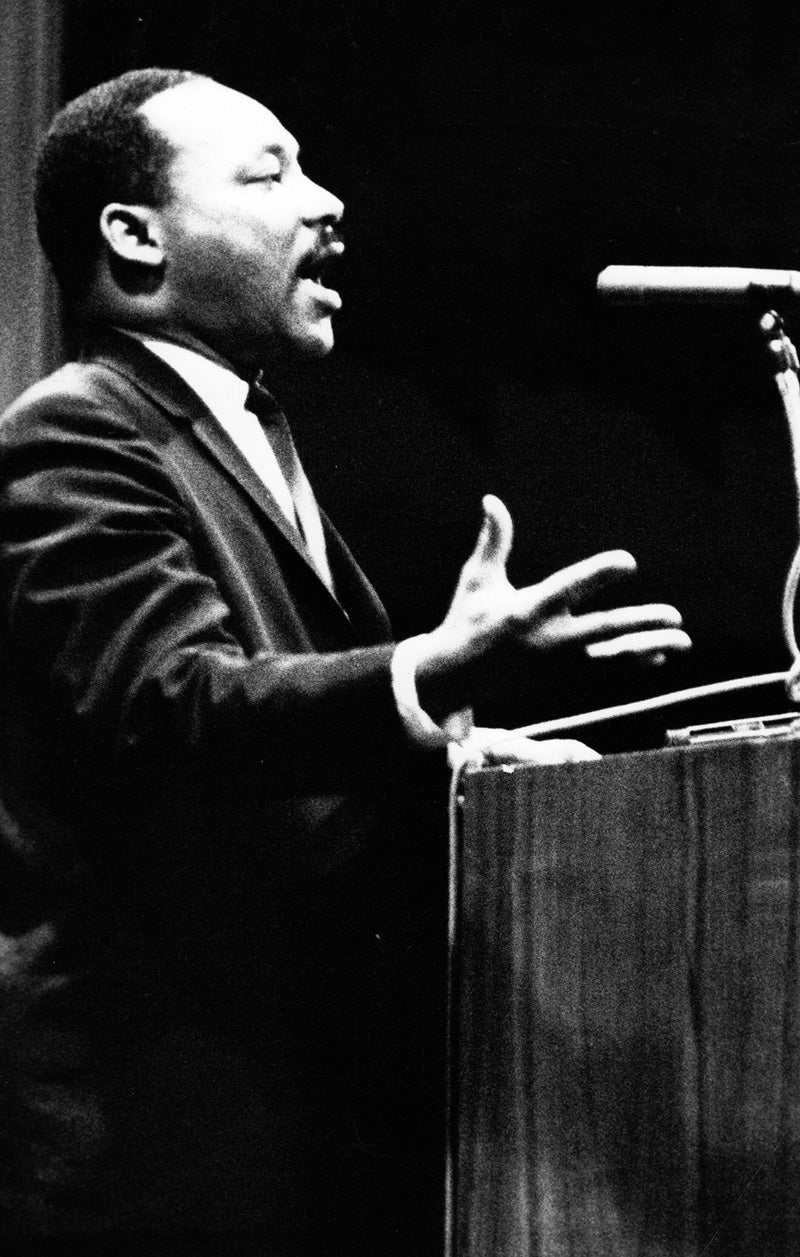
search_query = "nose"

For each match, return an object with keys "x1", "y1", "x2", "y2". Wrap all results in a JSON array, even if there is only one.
[{"x1": 301, "y1": 174, "x2": 344, "y2": 225}]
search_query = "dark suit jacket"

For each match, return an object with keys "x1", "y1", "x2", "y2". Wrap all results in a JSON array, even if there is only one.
[{"x1": 0, "y1": 333, "x2": 447, "y2": 1252}]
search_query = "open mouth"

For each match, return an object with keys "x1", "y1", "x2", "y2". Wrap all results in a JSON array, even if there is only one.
[
  {"x1": 295, "y1": 232, "x2": 344, "y2": 291},
  {"x1": 296, "y1": 253, "x2": 335, "y2": 287},
  {"x1": 294, "y1": 249, "x2": 343, "y2": 312}
]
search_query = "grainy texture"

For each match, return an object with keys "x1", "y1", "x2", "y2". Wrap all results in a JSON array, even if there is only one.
[
  {"x1": 450, "y1": 739, "x2": 800, "y2": 1256},
  {"x1": 0, "y1": 0, "x2": 62, "y2": 411}
]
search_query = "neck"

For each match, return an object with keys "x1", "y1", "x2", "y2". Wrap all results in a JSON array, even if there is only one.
[
  {"x1": 84, "y1": 280, "x2": 267, "y2": 380},
  {"x1": 133, "y1": 325, "x2": 243, "y2": 375},
  {"x1": 104, "y1": 316, "x2": 263, "y2": 381}
]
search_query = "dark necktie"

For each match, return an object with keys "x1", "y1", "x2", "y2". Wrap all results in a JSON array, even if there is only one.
[{"x1": 245, "y1": 378, "x2": 333, "y2": 590}]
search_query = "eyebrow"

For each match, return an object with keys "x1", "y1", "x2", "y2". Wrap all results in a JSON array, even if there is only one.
[
  {"x1": 234, "y1": 140, "x2": 300, "y2": 180},
  {"x1": 260, "y1": 140, "x2": 300, "y2": 163}
]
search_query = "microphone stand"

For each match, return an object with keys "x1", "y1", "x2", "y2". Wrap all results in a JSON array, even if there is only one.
[
  {"x1": 760, "y1": 311, "x2": 800, "y2": 701},
  {"x1": 471, "y1": 308, "x2": 800, "y2": 752}
]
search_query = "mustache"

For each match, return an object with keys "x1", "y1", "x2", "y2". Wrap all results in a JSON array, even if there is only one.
[{"x1": 319, "y1": 222, "x2": 343, "y2": 248}]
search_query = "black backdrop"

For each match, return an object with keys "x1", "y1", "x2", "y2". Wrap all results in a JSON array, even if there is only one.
[{"x1": 61, "y1": 0, "x2": 800, "y2": 748}]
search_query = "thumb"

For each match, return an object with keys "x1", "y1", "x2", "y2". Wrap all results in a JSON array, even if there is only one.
[{"x1": 471, "y1": 494, "x2": 513, "y2": 572}]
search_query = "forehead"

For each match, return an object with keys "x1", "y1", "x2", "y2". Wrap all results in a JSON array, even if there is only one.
[{"x1": 139, "y1": 79, "x2": 297, "y2": 171}]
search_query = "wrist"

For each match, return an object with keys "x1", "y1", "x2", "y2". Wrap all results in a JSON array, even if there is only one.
[
  {"x1": 391, "y1": 634, "x2": 473, "y2": 746},
  {"x1": 411, "y1": 627, "x2": 478, "y2": 721}
]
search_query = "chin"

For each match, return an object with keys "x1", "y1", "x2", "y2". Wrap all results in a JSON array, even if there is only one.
[
  {"x1": 285, "y1": 323, "x2": 336, "y2": 360},
  {"x1": 304, "y1": 337, "x2": 335, "y2": 359},
  {"x1": 240, "y1": 319, "x2": 336, "y2": 372}
]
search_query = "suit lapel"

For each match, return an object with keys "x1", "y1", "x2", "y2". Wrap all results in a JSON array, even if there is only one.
[
  {"x1": 187, "y1": 408, "x2": 309, "y2": 560},
  {"x1": 87, "y1": 332, "x2": 390, "y2": 638},
  {"x1": 321, "y1": 511, "x2": 393, "y2": 644}
]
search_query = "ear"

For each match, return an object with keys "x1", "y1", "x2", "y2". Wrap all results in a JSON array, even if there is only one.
[{"x1": 99, "y1": 203, "x2": 164, "y2": 269}]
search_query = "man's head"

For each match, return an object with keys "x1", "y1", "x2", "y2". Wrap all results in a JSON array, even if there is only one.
[
  {"x1": 36, "y1": 70, "x2": 345, "y2": 372},
  {"x1": 36, "y1": 68, "x2": 201, "y2": 302}
]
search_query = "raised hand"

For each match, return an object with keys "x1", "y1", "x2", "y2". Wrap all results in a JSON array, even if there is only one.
[{"x1": 415, "y1": 494, "x2": 691, "y2": 713}]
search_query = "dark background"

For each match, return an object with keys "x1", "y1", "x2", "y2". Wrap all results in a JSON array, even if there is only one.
[{"x1": 61, "y1": 0, "x2": 800, "y2": 749}]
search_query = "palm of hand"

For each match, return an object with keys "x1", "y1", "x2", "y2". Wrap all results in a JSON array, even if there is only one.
[{"x1": 439, "y1": 494, "x2": 688, "y2": 663}]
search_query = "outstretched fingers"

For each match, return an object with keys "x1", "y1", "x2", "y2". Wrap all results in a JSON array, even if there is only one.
[
  {"x1": 566, "y1": 601, "x2": 684, "y2": 643},
  {"x1": 525, "y1": 601, "x2": 687, "y2": 651},
  {"x1": 511, "y1": 549, "x2": 639, "y2": 632},
  {"x1": 469, "y1": 494, "x2": 514, "y2": 573},
  {"x1": 585, "y1": 626, "x2": 692, "y2": 659}
]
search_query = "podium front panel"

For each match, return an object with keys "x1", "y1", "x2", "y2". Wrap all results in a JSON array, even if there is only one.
[{"x1": 449, "y1": 739, "x2": 800, "y2": 1256}]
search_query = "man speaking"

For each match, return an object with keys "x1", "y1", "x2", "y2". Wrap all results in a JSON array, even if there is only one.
[{"x1": 0, "y1": 69, "x2": 689, "y2": 1253}]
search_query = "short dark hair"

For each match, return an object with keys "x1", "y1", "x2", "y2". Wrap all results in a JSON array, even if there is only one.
[{"x1": 35, "y1": 67, "x2": 205, "y2": 299}]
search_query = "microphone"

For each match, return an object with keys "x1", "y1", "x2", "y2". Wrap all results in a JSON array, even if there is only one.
[{"x1": 597, "y1": 265, "x2": 800, "y2": 305}]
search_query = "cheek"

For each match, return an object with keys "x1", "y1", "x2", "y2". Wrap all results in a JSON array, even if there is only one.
[
  {"x1": 162, "y1": 205, "x2": 295, "y2": 327},
  {"x1": 170, "y1": 228, "x2": 268, "y2": 303}
]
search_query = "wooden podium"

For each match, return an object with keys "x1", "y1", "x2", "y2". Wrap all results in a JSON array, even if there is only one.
[{"x1": 447, "y1": 738, "x2": 800, "y2": 1256}]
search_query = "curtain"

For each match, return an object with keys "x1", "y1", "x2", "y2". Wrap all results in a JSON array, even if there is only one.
[{"x1": 0, "y1": 0, "x2": 63, "y2": 412}]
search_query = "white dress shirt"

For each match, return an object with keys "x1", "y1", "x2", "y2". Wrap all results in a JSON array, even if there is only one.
[
  {"x1": 141, "y1": 337, "x2": 297, "y2": 522},
  {"x1": 130, "y1": 334, "x2": 469, "y2": 750}
]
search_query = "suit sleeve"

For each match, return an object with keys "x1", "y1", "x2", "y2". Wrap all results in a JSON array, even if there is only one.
[{"x1": 0, "y1": 387, "x2": 430, "y2": 799}]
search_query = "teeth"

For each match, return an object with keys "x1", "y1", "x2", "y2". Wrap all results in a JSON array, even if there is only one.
[{"x1": 296, "y1": 252, "x2": 337, "y2": 287}]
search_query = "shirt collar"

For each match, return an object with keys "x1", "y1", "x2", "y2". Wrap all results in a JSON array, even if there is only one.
[{"x1": 119, "y1": 332, "x2": 251, "y2": 423}]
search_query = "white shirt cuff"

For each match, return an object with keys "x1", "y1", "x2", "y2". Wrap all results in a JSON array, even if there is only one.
[{"x1": 390, "y1": 635, "x2": 473, "y2": 749}]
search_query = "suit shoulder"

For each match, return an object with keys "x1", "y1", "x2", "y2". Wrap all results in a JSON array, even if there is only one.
[
  {"x1": 0, "y1": 359, "x2": 194, "y2": 529},
  {"x1": 0, "y1": 358, "x2": 170, "y2": 450}
]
